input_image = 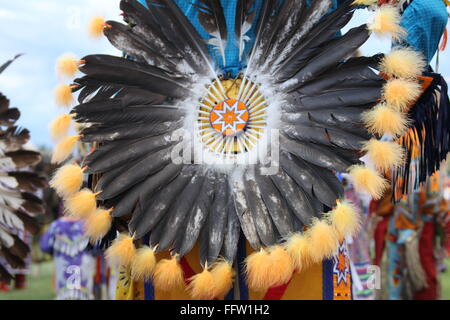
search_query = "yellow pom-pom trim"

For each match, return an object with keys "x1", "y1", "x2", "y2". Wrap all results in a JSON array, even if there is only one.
[
  {"x1": 153, "y1": 255, "x2": 184, "y2": 292},
  {"x1": 380, "y1": 48, "x2": 425, "y2": 79},
  {"x1": 131, "y1": 246, "x2": 156, "y2": 281},
  {"x1": 383, "y1": 78, "x2": 422, "y2": 112},
  {"x1": 245, "y1": 249, "x2": 273, "y2": 291},
  {"x1": 54, "y1": 84, "x2": 75, "y2": 107},
  {"x1": 211, "y1": 261, "x2": 235, "y2": 299},
  {"x1": 187, "y1": 267, "x2": 216, "y2": 300},
  {"x1": 56, "y1": 54, "x2": 84, "y2": 78},
  {"x1": 106, "y1": 234, "x2": 136, "y2": 267},
  {"x1": 327, "y1": 200, "x2": 361, "y2": 239},
  {"x1": 285, "y1": 233, "x2": 312, "y2": 272},
  {"x1": 65, "y1": 188, "x2": 99, "y2": 219},
  {"x1": 84, "y1": 208, "x2": 112, "y2": 243},
  {"x1": 51, "y1": 135, "x2": 80, "y2": 164},
  {"x1": 348, "y1": 165, "x2": 388, "y2": 200},
  {"x1": 368, "y1": 5, "x2": 406, "y2": 41},
  {"x1": 88, "y1": 16, "x2": 106, "y2": 38},
  {"x1": 267, "y1": 246, "x2": 294, "y2": 287},
  {"x1": 362, "y1": 103, "x2": 409, "y2": 137},
  {"x1": 362, "y1": 139, "x2": 405, "y2": 171},
  {"x1": 49, "y1": 163, "x2": 85, "y2": 198},
  {"x1": 306, "y1": 219, "x2": 339, "y2": 263},
  {"x1": 49, "y1": 114, "x2": 73, "y2": 141}
]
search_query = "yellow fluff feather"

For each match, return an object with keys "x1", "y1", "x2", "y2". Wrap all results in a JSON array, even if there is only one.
[
  {"x1": 211, "y1": 261, "x2": 235, "y2": 299},
  {"x1": 245, "y1": 249, "x2": 273, "y2": 291},
  {"x1": 105, "y1": 234, "x2": 136, "y2": 267},
  {"x1": 328, "y1": 200, "x2": 361, "y2": 239},
  {"x1": 362, "y1": 139, "x2": 405, "y2": 171},
  {"x1": 285, "y1": 233, "x2": 312, "y2": 272},
  {"x1": 383, "y1": 78, "x2": 422, "y2": 111},
  {"x1": 153, "y1": 255, "x2": 184, "y2": 292},
  {"x1": 51, "y1": 135, "x2": 80, "y2": 164},
  {"x1": 54, "y1": 84, "x2": 74, "y2": 107},
  {"x1": 89, "y1": 16, "x2": 106, "y2": 38},
  {"x1": 380, "y1": 48, "x2": 425, "y2": 79},
  {"x1": 368, "y1": 5, "x2": 406, "y2": 41},
  {"x1": 85, "y1": 208, "x2": 112, "y2": 243},
  {"x1": 49, "y1": 163, "x2": 85, "y2": 198},
  {"x1": 352, "y1": 0, "x2": 377, "y2": 5},
  {"x1": 307, "y1": 220, "x2": 339, "y2": 263},
  {"x1": 131, "y1": 246, "x2": 156, "y2": 281},
  {"x1": 65, "y1": 188, "x2": 98, "y2": 219},
  {"x1": 56, "y1": 54, "x2": 82, "y2": 78},
  {"x1": 267, "y1": 246, "x2": 294, "y2": 287},
  {"x1": 362, "y1": 103, "x2": 409, "y2": 136},
  {"x1": 348, "y1": 165, "x2": 388, "y2": 199},
  {"x1": 49, "y1": 114, "x2": 73, "y2": 141},
  {"x1": 188, "y1": 268, "x2": 216, "y2": 300}
]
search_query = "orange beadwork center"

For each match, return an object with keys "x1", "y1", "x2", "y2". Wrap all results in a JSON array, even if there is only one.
[{"x1": 209, "y1": 99, "x2": 249, "y2": 136}]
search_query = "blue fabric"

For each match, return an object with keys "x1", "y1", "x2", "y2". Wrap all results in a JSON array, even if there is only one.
[
  {"x1": 400, "y1": 0, "x2": 448, "y2": 63},
  {"x1": 138, "y1": 0, "x2": 342, "y2": 77},
  {"x1": 322, "y1": 258, "x2": 335, "y2": 300}
]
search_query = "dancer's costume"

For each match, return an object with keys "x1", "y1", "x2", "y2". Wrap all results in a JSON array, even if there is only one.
[
  {"x1": 49, "y1": 0, "x2": 448, "y2": 300},
  {"x1": 0, "y1": 56, "x2": 47, "y2": 284},
  {"x1": 40, "y1": 218, "x2": 96, "y2": 300},
  {"x1": 372, "y1": 0, "x2": 450, "y2": 300}
]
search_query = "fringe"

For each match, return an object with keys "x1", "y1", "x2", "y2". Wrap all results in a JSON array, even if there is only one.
[
  {"x1": 404, "y1": 230, "x2": 428, "y2": 294},
  {"x1": 393, "y1": 72, "x2": 450, "y2": 201}
]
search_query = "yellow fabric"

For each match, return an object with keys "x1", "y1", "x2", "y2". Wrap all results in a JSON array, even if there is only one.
[
  {"x1": 115, "y1": 265, "x2": 145, "y2": 300},
  {"x1": 115, "y1": 241, "x2": 330, "y2": 300},
  {"x1": 245, "y1": 242, "x2": 324, "y2": 300}
]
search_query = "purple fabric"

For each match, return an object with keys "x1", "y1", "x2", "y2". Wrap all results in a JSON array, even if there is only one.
[{"x1": 40, "y1": 218, "x2": 95, "y2": 300}]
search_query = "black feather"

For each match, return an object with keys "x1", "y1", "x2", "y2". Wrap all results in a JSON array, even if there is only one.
[
  {"x1": 104, "y1": 20, "x2": 178, "y2": 70},
  {"x1": 0, "y1": 54, "x2": 23, "y2": 75},
  {"x1": 286, "y1": 87, "x2": 381, "y2": 111},
  {"x1": 96, "y1": 145, "x2": 175, "y2": 200},
  {"x1": 157, "y1": 172, "x2": 205, "y2": 251},
  {"x1": 235, "y1": 0, "x2": 256, "y2": 61},
  {"x1": 270, "y1": 170, "x2": 316, "y2": 225},
  {"x1": 280, "y1": 134, "x2": 352, "y2": 172},
  {"x1": 205, "y1": 173, "x2": 229, "y2": 264},
  {"x1": 254, "y1": 171, "x2": 293, "y2": 237},
  {"x1": 129, "y1": 166, "x2": 196, "y2": 239},
  {"x1": 86, "y1": 134, "x2": 175, "y2": 173},
  {"x1": 274, "y1": 0, "x2": 352, "y2": 78},
  {"x1": 282, "y1": 124, "x2": 367, "y2": 150},
  {"x1": 147, "y1": 0, "x2": 212, "y2": 75},
  {"x1": 194, "y1": 0, "x2": 228, "y2": 66},
  {"x1": 176, "y1": 170, "x2": 215, "y2": 257},
  {"x1": 111, "y1": 163, "x2": 182, "y2": 218},
  {"x1": 81, "y1": 121, "x2": 182, "y2": 143},
  {"x1": 231, "y1": 178, "x2": 261, "y2": 249},
  {"x1": 220, "y1": 201, "x2": 241, "y2": 262},
  {"x1": 282, "y1": 25, "x2": 370, "y2": 88},
  {"x1": 79, "y1": 55, "x2": 189, "y2": 99},
  {"x1": 280, "y1": 152, "x2": 339, "y2": 208},
  {"x1": 243, "y1": 170, "x2": 277, "y2": 247}
]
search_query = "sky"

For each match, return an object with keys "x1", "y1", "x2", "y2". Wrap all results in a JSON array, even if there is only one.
[{"x1": 0, "y1": 1, "x2": 449, "y2": 149}]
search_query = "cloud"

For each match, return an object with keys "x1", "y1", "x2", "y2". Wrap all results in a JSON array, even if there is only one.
[{"x1": 0, "y1": 0, "x2": 121, "y2": 148}]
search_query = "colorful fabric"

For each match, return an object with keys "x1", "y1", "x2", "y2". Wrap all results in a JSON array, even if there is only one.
[
  {"x1": 40, "y1": 218, "x2": 95, "y2": 300},
  {"x1": 116, "y1": 239, "x2": 352, "y2": 300},
  {"x1": 345, "y1": 183, "x2": 375, "y2": 299},
  {"x1": 399, "y1": 0, "x2": 448, "y2": 63},
  {"x1": 137, "y1": 0, "x2": 344, "y2": 76}
]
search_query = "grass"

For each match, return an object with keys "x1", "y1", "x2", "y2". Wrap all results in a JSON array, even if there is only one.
[
  {"x1": 0, "y1": 259, "x2": 449, "y2": 300},
  {"x1": 0, "y1": 261, "x2": 55, "y2": 300},
  {"x1": 440, "y1": 258, "x2": 450, "y2": 300}
]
